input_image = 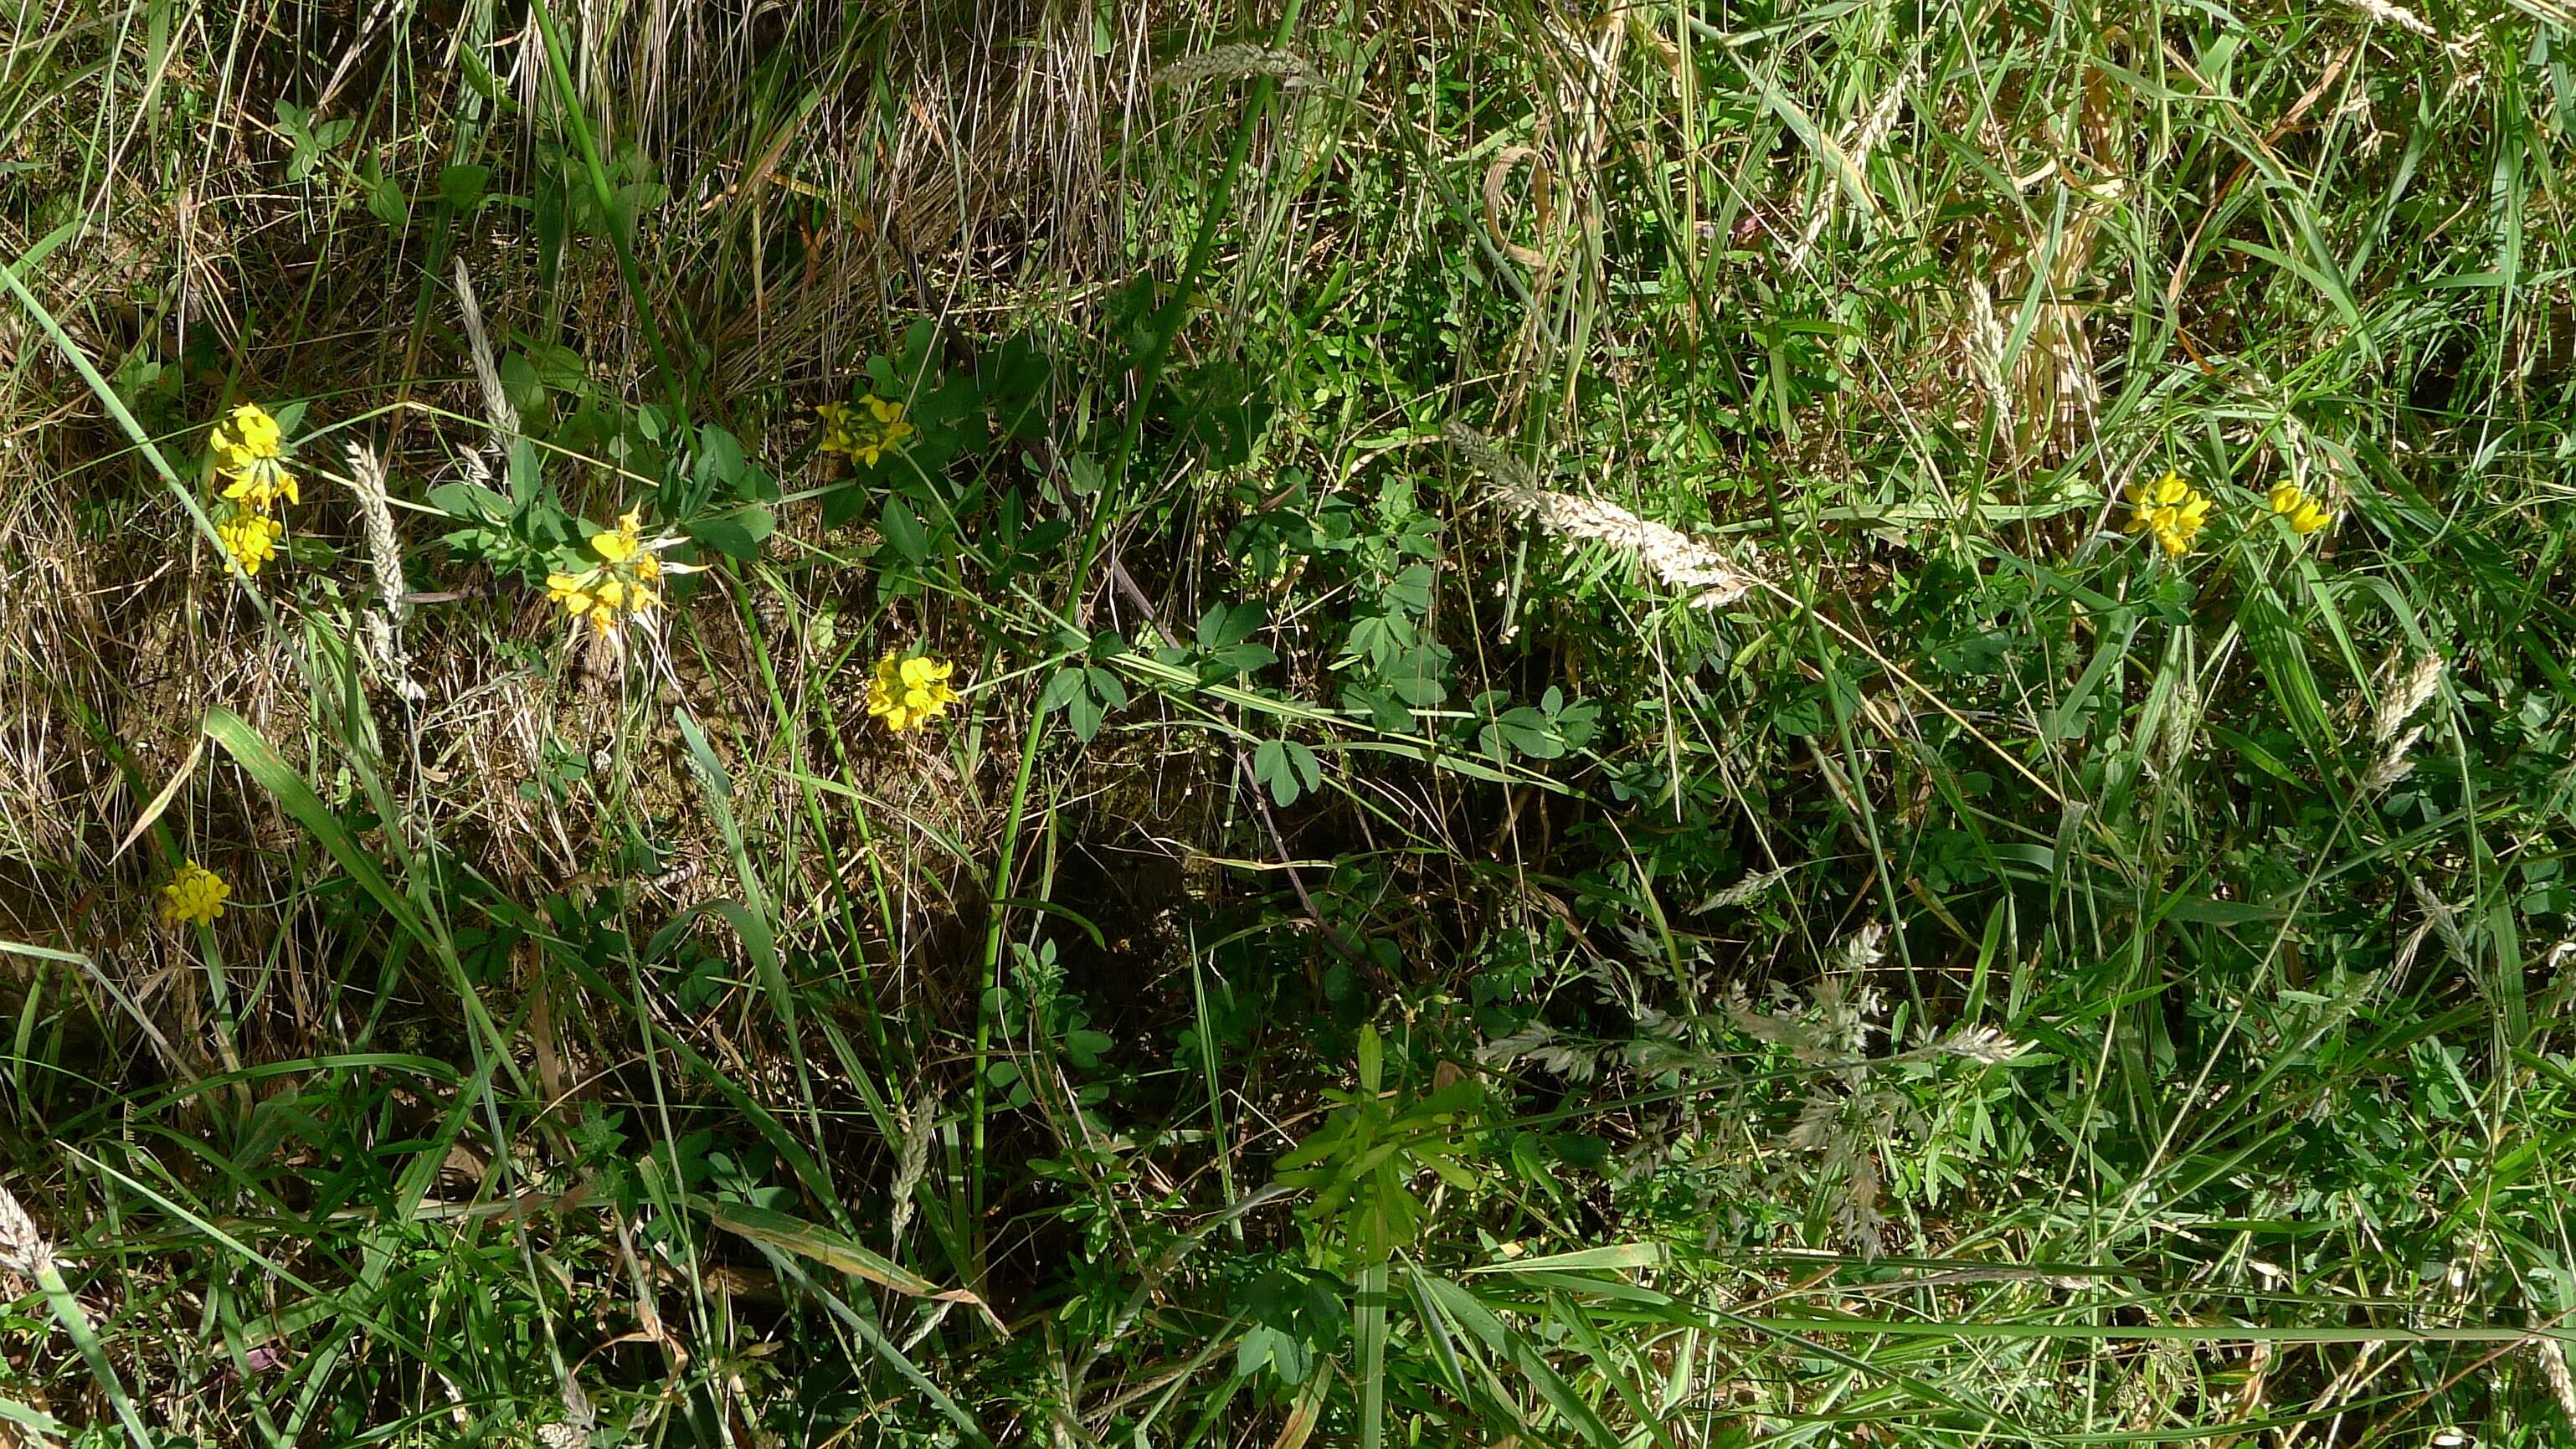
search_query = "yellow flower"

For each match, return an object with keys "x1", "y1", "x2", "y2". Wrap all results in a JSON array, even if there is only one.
[
  {"x1": 855, "y1": 395, "x2": 917, "y2": 466},
  {"x1": 547, "y1": 570, "x2": 596, "y2": 616},
  {"x1": 2269, "y1": 481, "x2": 2334, "y2": 535},
  {"x1": 546, "y1": 508, "x2": 667, "y2": 644},
  {"x1": 215, "y1": 403, "x2": 281, "y2": 455},
  {"x1": 855, "y1": 393, "x2": 917, "y2": 468},
  {"x1": 2125, "y1": 471, "x2": 2212, "y2": 557},
  {"x1": 816, "y1": 400, "x2": 858, "y2": 455},
  {"x1": 216, "y1": 511, "x2": 285, "y2": 575},
  {"x1": 820, "y1": 395, "x2": 917, "y2": 467},
  {"x1": 590, "y1": 508, "x2": 645, "y2": 565},
  {"x1": 160, "y1": 861, "x2": 231, "y2": 927},
  {"x1": 866, "y1": 650, "x2": 961, "y2": 732},
  {"x1": 210, "y1": 402, "x2": 300, "y2": 511}
]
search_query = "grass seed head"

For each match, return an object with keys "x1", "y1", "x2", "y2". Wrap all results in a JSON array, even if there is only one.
[
  {"x1": 0, "y1": 1183, "x2": 56, "y2": 1280},
  {"x1": 1446, "y1": 422, "x2": 1757, "y2": 607},
  {"x1": 2373, "y1": 654, "x2": 2445, "y2": 745},
  {"x1": 1151, "y1": 43, "x2": 1316, "y2": 90}
]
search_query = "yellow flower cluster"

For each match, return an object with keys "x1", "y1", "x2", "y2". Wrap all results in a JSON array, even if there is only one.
[
  {"x1": 2268, "y1": 481, "x2": 2334, "y2": 535},
  {"x1": 208, "y1": 402, "x2": 297, "y2": 576},
  {"x1": 215, "y1": 512, "x2": 283, "y2": 573},
  {"x1": 547, "y1": 508, "x2": 666, "y2": 640},
  {"x1": 212, "y1": 403, "x2": 300, "y2": 510},
  {"x1": 2125, "y1": 471, "x2": 2213, "y2": 557},
  {"x1": 866, "y1": 650, "x2": 960, "y2": 732},
  {"x1": 817, "y1": 395, "x2": 917, "y2": 467},
  {"x1": 160, "y1": 861, "x2": 231, "y2": 927}
]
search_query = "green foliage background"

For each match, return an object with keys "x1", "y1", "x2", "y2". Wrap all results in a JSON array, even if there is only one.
[{"x1": 3, "y1": 0, "x2": 2576, "y2": 1445}]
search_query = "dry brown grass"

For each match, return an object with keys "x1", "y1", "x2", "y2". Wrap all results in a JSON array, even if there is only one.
[{"x1": 0, "y1": 2, "x2": 1213, "y2": 1083}]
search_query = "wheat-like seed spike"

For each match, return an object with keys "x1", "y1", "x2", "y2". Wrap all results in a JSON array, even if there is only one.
[
  {"x1": 557, "y1": 1369, "x2": 596, "y2": 1433},
  {"x1": 2343, "y1": 0, "x2": 2437, "y2": 36},
  {"x1": 2407, "y1": 876, "x2": 2470, "y2": 966},
  {"x1": 1152, "y1": 43, "x2": 1315, "y2": 90},
  {"x1": 887, "y1": 1090, "x2": 937, "y2": 1251},
  {"x1": 2373, "y1": 654, "x2": 2443, "y2": 746},
  {"x1": 342, "y1": 442, "x2": 407, "y2": 620},
  {"x1": 1692, "y1": 864, "x2": 1792, "y2": 912},
  {"x1": 451, "y1": 257, "x2": 519, "y2": 440},
  {"x1": 342, "y1": 441, "x2": 427, "y2": 706},
  {"x1": 0, "y1": 1182, "x2": 57, "y2": 1279},
  {"x1": 1937, "y1": 1025, "x2": 2028, "y2": 1064},
  {"x1": 1441, "y1": 421, "x2": 1532, "y2": 492},
  {"x1": 2363, "y1": 723, "x2": 2427, "y2": 795},
  {"x1": 1446, "y1": 422, "x2": 1757, "y2": 608},
  {"x1": 2537, "y1": 1333, "x2": 2576, "y2": 1424},
  {"x1": 1837, "y1": 921, "x2": 1888, "y2": 974},
  {"x1": 1963, "y1": 282, "x2": 2014, "y2": 432}
]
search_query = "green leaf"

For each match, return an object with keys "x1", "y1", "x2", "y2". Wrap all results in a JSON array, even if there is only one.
[
  {"x1": 2161, "y1": 893, "x2": 2289, "y2": 927},
  {"x1": 703, "y1": 1200, "x2": 996, "y2": 1319},
  {"x1": 820, "y1": 481, "x2": 868, "y2": 531},
  {"x1": 1065, "y1": 452, "x2": 1104, "y2": 496},
  {"x1": 497, "y1": 352, "x2": 544, "y2": 419},
  {"x1": 1038, "y1": 668, "x2": 1087, "y2": 714},
  {"x1": 437, "y1": 163, "x2": 492, "y2": 208},
  {"x1": 1385, "y1": 563, "x2": 1435, "y2": 614},
  {"x1": 1064, "y1": 1028, "x2": 1113, "y2": 1068},
  {"x1": 1067, "y1": 688, "x2": 1104, "y2": 742},
  {"x1": 1288, "y1": 741, "x2": 1322, "y2": 794},
  {"x1": 1460, "y1": 1241, "x2": 1664, "y2": 1275},
  {"x1": 674, "y1": 707, "x2": 734, "y2": 799},
  {"x1": 365, "y1": 166, "x2": 406, "y2": 226},
  {"x1": 882, "y1": 496, "x2": 929, "y2": 564},
  {"x1": 506, "y1": 436, "x2": 544, "y2": 508},
  {"x1": 693, "y1": 424, "x2": 746, "y2": 490},
  {"x1": 1084, "y1": 667, "x2": 1129, "y2": 711},
  {"x1": 425, "y1": 480, "x2": 508, "y2": 524},
  {"x1": 1199, "y1": 600, "x2": 1265, "y2": 650},
  {"x1": 685, "y1": 505, "x2": 774, "y2": 561},
  {"x1": 1388, "y1": 670, "x2": 1447, "y2": 708},
  {"x1": 0, "y1": 1396, "x2": 64, "y2": 1437},
  {"x1": 2210, "y1": 723, "x2": 2303, "y2": 785},
  {"x1": 1253, "y1": 739, "x2": 1299, "y2": 806}
]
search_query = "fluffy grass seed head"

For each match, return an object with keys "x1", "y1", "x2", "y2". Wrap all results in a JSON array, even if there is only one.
[
  {"x1": 1444, "y1": 422, "x2": 1757, "y2": 607},
  {"x1": 210, "y1": 402, "x2": 300, "y2": 511},
  {"x1": 2126, "y1": 470, "x2": 2213, "y2": 556},
  {"x1": 160, "y1": 860, "x2": 231, "y2": 927},
  {"x1": 867, "y1": 650, "x2": 960, "y2": 733},
  {"x1": 2268, "y1": 480, "x2": 2335, "y2": 535},
  {"x1": 0, "y1": 1183, "x2": 56, "y2": 1280},
  {"x1": 2373, "y1": 653, "x2": 2445, "y2": 746},
  {"x1": 818, "y1": 395, "x2": 916, "y2": 467},
  {"x1": 1152, "y1": 42, "x2": 1319, "y2": 90}
]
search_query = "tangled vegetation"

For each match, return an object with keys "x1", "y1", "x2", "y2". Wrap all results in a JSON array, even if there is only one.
[{"x1": 4, "y1": 0, "x2": 2576, "y2": 1445}]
